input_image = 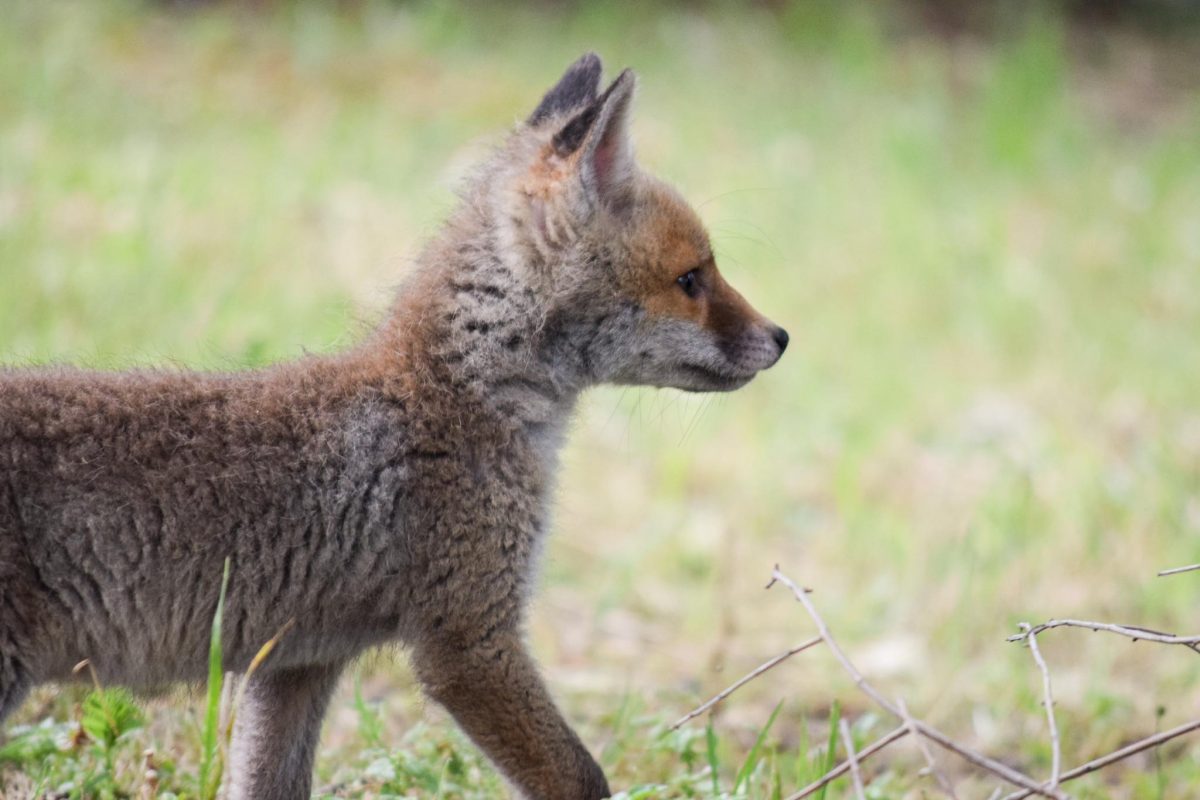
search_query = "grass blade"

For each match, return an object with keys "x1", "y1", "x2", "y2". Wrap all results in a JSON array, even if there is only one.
[
  {"x1": 705, "y1": 716, "x2": 721, "y2": 795},
  {"x1": 734, "y1": 699, "x2": 784, "y2": 793},
  {"x1": 815, "y1": 700, "x2": 841, "y2": 800},
  {"x1": 198, "y1": 557, "x2": 231, "y2": 800}
]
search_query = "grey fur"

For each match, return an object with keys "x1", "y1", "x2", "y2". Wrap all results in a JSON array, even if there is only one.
[{"x1": 0, "y1": 55, "x2": 786, "y2": 799}]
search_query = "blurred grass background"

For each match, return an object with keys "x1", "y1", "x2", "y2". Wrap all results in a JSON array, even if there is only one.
[{"x1": 2, "y1": 0, "x2": 1200, "y2": 797}]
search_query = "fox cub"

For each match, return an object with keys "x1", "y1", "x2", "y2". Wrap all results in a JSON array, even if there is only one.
[{"x1": 0, "y1": 54, "x2": 786, "y2": 798}]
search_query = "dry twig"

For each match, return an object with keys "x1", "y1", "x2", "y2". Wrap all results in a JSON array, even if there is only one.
[
  {"x1": 683, "y1": 562, "x2": 1197, "y2": 799},
  {"x1": 1000, "y1": 717, "x2": 1200, "y2": 800},
  {"x1": 898, "y1": 696, "x2": 958, "y2": 799},
  {"x1": 670, "y1": 636, "x2": 822, "y2": 730},
  {"x1": 1157, "y1": 563, "x2": 1200, "y2": 577},
  {"x1": 838, "y1": 718, "x2": 867, "y2": 800},
  {"x1": 1018, "y1": 623, "x2": 1061, "y2": 789},
  {"x1": 783, "y1": 725, "x2": 910, "y2": 800},
  {"x1": 768, "y1": 566, "x2": 1066, "y2": 799},
  {"x1": 1007, "y1": 619, "x2": 1200, "y2": 655}
]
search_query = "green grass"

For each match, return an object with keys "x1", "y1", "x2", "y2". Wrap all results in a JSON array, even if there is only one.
[
  {"x1": 197, "y1": 558, "x2": 230, "y2": 800},
  {"x1": 3, "y1": 1, "x2": 1200, "y2": 797}
]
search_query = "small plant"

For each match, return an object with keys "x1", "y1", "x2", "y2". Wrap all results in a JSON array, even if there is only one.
[
  {"x1": 80, "y1": 685, "x2": 143, "y2": 770},
  {"x1": 30, "y1": 660, "x2": 148, "y2": 800}
]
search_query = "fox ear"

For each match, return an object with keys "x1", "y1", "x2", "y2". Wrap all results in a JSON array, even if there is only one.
[
  {"x1": 553, "y1": 69, "x2": 636, "y2": 210},
  {"x1": 528, "y1": 52, "x2": 603, "y2": 125}
]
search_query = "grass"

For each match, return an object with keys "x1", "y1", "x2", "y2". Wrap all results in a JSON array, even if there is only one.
[
  {"x1": 2, "y1": 0, "x2": 1200, "y2": 797},
  {"x1": 197, "y1": 559, "x2": 230, "y2": 800}
]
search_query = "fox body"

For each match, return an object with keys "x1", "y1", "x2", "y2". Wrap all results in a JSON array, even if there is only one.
[{"x1": 0, "y1": 55, "x2": 786, "y2": 799}]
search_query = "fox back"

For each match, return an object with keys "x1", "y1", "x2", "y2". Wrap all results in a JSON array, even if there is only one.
[{"x1": 0, "y1": 54, "x2": 786, "y2": 800}]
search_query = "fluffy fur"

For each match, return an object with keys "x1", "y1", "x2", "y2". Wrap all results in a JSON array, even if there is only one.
[{"x1": 0, "y1": 54, "x2": 787, "y2": 799}]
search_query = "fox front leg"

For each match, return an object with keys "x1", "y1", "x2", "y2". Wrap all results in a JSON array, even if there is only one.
[
  {"x1": 225, "y1": 661, "x2": 344, "y2": 800},
  {"x1": 413, "y1": 629, "x2": 611, "y2": 800}
]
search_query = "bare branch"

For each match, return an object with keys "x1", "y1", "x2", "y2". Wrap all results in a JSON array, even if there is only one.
[
  {"x1": 1007, "y1": 619, "x2": 1200, "y2": 655},
  {"x1": 783, "y1": 725, "x2": 910, "y2": 800},
  {"x1": 839, "y1": 718, "x2": 867, "y2": 800},
  {"x1": 1019, "y1": 623, "x2": 1061, "y2": 789},
  {"x1": 1001, "y1": 718, "x2": 1200, "y2": 800},
  {"x1": 670, "y1": 636, "x2": 822, "y2": 730},
  {"x1": 769, "y1": 566, "x2": 1066, "y2": 799},
  {"x1": 760, "y1": 565, "x2": 1194, "y2": 798},
  {"x1": 1158, "y1": 563, "x2": 1200, "y2": 577},
  {"x1": 898, "y1": 696, "x2": 959, "y2": 799}
]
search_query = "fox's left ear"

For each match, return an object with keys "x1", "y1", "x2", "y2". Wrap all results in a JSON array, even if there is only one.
[
  {"x1": 553, "y1": 69, "x2": 636, "y2": 211},
  {"x1": 529, "y1": 53, "x2": 603, "y2": 125}
]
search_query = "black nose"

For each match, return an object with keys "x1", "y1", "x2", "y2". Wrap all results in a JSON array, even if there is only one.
[{"x1": 772, "y1": 326, "x2": 789, "y2": 353}]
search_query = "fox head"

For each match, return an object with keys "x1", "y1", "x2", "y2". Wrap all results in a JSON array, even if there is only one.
[{"x1": 467, "y1": 54, "x2": 787, "y2": 394}]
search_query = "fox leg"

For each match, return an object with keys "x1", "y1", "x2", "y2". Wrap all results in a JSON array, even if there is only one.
[
  {"x1": 0, "y1": 656, "x2": 30, "y2": 725},
  {"x1": 225, "y1": 661, "x2": 344, "y2": 800},
  {"x1": 413, "y1": 630, "x2": 610, "y2": 800},
  {"x1": 0, "y1": 540, "x2": 35, "y2": 726}
]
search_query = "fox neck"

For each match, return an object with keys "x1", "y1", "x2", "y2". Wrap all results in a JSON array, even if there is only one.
[{"x1": 374, "y1": 216, "x2": 595, "y2": 442}]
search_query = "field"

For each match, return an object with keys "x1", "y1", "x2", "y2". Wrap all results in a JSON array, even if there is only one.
[{"x1": 2, "y1": 1, "x2": 1200, "y2": 797}]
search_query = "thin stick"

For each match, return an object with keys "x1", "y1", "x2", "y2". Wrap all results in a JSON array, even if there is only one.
[
  {"x1": 1007, "y1": 619, "x2": 1200, "y2": 653},
  {"x1": 670, "y1": 636, "x2": 823, "y2": 730},
  {"x1": 1019, "y1": 623, "x2": 1061, "y2": 789},
  {"x1": 1157, "y1": 563, "x2": 1200, "y2": 577},
  {"x1": 898, "y1": 696, "x2": 959, "y2": 799},
  {"x1": 1001, "y1": 717, "x2": 1200, "y2": 800},
  {"x1": 769, "y1": 566, "x2": 1066, "y2": 800},
  {"x1": 839, "y1": 718, "x2": 867, "y2": 800},
  {"x1": 73, "y1": 659, "x2": 103, "y2": 694},
  {"x1": 782, "y1": 725, "x2": 909, "y2": 800}
]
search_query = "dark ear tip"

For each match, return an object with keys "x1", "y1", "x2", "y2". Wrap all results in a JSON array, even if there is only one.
[
  {"x1": 575, "y1": 52, "x2": 603, "y2": 72},
  {"x1": 563, "y1": 52, "x2": 603, "y2": 84},
  {"x1": 528, "y1": 52, "x2": 606, "y2": 126}
]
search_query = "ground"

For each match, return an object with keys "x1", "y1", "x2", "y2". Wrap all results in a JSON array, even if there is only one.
[{"x1": 2, "y1": 1, "x2": 1200, "y2": 798}]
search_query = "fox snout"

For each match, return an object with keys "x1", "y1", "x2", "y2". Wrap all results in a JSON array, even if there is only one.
[
  {"x1": 661, "y1": 315, "x2": 788, "y2": 394},
  {"x1": 705, "y1": 273, "x2": 788, "y2": 376},
  {"x1": 686, "y1": 287, "x2": 789, "y2": 393},
  {"x1": 717, "y1": 318, "x2": 789, "y2": 373}
]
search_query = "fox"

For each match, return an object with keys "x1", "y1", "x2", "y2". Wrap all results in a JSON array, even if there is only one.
[{"x1": 0, "y1": 53, "x2": 787, "y2": 799}]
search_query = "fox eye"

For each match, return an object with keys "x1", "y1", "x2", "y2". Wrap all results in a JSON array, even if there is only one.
[{"x1": 677, "y1": 269, "x2": 700, "y2": 298}]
